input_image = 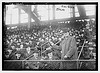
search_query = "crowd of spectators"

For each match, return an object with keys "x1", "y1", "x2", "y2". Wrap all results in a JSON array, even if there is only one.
[{"x1": 3, "y1": 19, "x2": 96, "y2": 70}]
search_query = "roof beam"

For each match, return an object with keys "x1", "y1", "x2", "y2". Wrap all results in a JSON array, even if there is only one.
[
  {"x1": 16, "y1": 5, "x2": 41, "y2": 25},
  {"x1": 77, "y1": 5, "x2": 86, "y2": 17}
]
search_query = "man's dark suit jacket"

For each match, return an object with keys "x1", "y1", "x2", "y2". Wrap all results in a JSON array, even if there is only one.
[{"x1": 52, "y1": 36, "x2": 78, "y2": 69}]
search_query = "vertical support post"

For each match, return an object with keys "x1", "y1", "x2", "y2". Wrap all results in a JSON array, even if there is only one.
[
  {"x1": 28, "y1": 5, "x2": 31, "y2": 29},
  {"x1": 18, "y1": 8, "x2": 21, "y2": 24},
  {"x1": 77, "y1": 59, "x2": 79, "y2": 69},
  {"x1": 22, "y1": 61, "x2": 24, "y2": 69},
  {"x1": 10, "y1": 10, "x2": 12, "y2": 24},
  {"x1": 52, "y1": 5, "x2": 55, "y2": 20},
  {"x1": 48, "y1": 5, "x2": 50, "y2": 25},
  {"x1": 48, "y1": 5, "x2": 50, "y2": 21},
  {"x1": 4, "y1": 5, "x2": 6, "y2": 23},
  {"x1": 72, "y1": 5, "x2": 75, "y2": 17},
  {"x1": 41, "y1": 45, "x2": 42, "y2": 59}
]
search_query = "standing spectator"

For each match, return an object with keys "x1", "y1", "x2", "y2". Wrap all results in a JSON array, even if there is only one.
[{"x1": 49, "y1": 32, "x2": 78, "y2": 69}]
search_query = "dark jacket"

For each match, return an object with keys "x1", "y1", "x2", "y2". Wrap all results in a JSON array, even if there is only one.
[
  {"x1": 52, "y1": 36, "x2": 78, "y2": 69},
  {"x1": 61, "y1": 36, "x2": 78, "y2": 60}
]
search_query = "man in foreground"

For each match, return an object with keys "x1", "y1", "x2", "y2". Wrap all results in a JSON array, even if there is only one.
[{"x1": 49, "y1": 32, "x2": 78, "y2": 69}]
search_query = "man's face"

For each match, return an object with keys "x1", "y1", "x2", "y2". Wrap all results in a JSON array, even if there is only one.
[{"x1": 63, "y1": 32, "x2": 69, "y2": 38}]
